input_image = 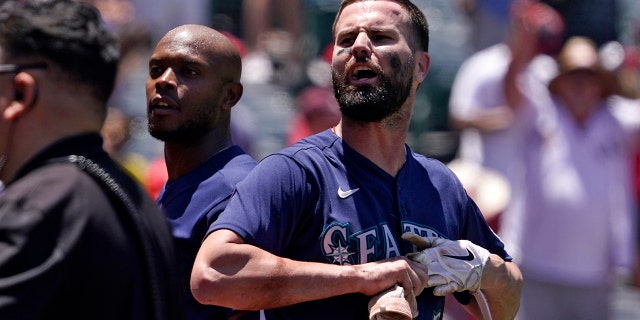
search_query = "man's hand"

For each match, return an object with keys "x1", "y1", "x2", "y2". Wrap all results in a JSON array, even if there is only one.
[
  {"x1": 368, "y1": 284, "x2": 418, "y2": 320},
  {"x1": 402, "y1": 232, "x2": 490, "y2": 296}
]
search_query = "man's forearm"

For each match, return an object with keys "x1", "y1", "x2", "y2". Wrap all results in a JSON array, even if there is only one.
[
  {"x1": 191, "y1": 239, "x2": 359, "y2": 310},
  {"x1": 480, "y1": 257, "x2": 523, "y2": 319}
]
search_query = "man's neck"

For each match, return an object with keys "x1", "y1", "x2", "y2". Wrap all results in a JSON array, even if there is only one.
[
  {"x1": 336, "y1": 120, "x2": 408, "y2": 177},
  {"x1": 164, "y1": 135, "x2": 234, "y2": 180}
]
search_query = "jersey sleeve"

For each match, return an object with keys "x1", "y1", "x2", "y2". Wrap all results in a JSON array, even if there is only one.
[
  {"x1": 443, "y1": 162, "x2": 511, "y2": 261},
  {"x1": 208, "y1": 153, "x2": 316, "y2": 254},
  {"x1": 461, "y1": 195, "x2": 511, "y2": 261}
]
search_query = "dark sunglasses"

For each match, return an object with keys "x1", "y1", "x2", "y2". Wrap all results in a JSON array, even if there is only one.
[{"x1": 0, "y1": 63, "x2": 47, "y2": 74}]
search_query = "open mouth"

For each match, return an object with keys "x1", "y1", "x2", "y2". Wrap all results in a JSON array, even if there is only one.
[
  {"x1": 149, "y1": 96, "x2": 178, "y2": 115},
  {"x1": 352, "y1": 66, "x2": 378, "y2": 81},
  {"x1": 152, "y1": 101, "x2": 173, "y2": 110}
]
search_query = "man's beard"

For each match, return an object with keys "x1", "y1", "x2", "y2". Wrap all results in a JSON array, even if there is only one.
[
  {"x1": 149, "y1": 123, "x2": 211, "y2": 143},
  {"x1": 332, "y1": 55, "x2": 414, "y2": 122},
  {"x1": 148, "y1": 111, "x2": 215, "y2": 143}
]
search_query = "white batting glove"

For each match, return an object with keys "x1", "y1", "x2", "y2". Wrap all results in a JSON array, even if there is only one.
[{"x1": 402, "y1": 232, "x2": 490, "y2": 296}]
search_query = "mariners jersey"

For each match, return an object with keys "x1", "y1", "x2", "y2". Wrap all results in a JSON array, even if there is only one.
[
  {"x1": 210, "y1": 129, "x2": 510, "y2": 320},
  {"x1": 158, "y1": 145, "x2": 257, "y2": 320}
]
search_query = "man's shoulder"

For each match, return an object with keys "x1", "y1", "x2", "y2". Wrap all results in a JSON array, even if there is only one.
[
  {"x1": 5, "y1": 162, "x2": 94, "y2": 198},
  {"x1": 246, "y1": 132, "x2": 340, "y2": 184},
  {"x1": 198, "y1": 148, "x2": 258, "y2": 187},
  {"x1": 0, "y1": 162, "x2": 114, "y2": 229},
  {"x1": 202, "y1": 153, "x2": 257, "y2": 194},
  {"x1": 277, "y1": 130, "x2": 340, "y2": 158},
  {"x1": 407, "y1": 152, "x2": 464, "y2": 188},
  {"x1": 5, "y1": 158, "x2": 160, "y2": 220},
  {"x1": 409, "y1": 151, "x2": 449, "y2": 171},
  {"x1": 224, "y1": 150, "x2": 258, "y2": 169}
]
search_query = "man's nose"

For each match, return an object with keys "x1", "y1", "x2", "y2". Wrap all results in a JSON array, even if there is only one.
[
  {"x1": 156, "y1": 68, "x2": 177, "y2": 90},
  {"x1": 352, "y1": 32, "x2": 372, "y2": 59}
]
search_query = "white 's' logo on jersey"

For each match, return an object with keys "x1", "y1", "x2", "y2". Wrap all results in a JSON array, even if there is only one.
[
  {"x1": 321, "y1": 221, "x2": 442, "y2": 265},
  {"x1": 321, "y1": 222, "x2": 402, "y2": 264}
]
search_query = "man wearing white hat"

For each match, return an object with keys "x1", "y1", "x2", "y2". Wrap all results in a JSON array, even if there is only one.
[{"x1": 504, "y1": 34, "x2": 640, "y2": 320}]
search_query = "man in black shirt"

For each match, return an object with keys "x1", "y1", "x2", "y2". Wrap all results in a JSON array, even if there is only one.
[{"x1": 0, "y1": 1, "x2": 183, "y2": 319}]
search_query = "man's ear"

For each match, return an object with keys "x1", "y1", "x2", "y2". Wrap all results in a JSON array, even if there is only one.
[
  {"x1": 221, "y1": 82, "x2": 243, "y2": 110},
  {"x1": 4, "y1": 72, "x2": 37, "y2": 120},
  {"x1": 415, "y1": 51, "x2": 430, "y2": 83}
]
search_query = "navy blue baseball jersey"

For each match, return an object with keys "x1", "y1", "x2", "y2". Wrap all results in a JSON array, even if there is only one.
[
  {"x1": 158, "y1": 145, "x2": 257, "y2": 320},
  {"x1": 210, "y1": 130, "x2": 510, "y2": 320}
]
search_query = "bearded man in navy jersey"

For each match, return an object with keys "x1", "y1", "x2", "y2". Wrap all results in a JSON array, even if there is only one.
[{"x1": 191, "y1": 1, "x2": 523, "y2": 319}]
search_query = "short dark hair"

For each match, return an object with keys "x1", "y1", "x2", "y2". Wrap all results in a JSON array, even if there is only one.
[
  {"x1": 0, "y1": 0, "x2": 119, "y2": 102},
  {"x1": 332, "y1": 0, "x2": 429, "y2": 52}
]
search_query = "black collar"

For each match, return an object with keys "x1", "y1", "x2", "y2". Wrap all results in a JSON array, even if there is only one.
[{"x1": 12, "y1": 132, "x2": 108, "y2": 183}]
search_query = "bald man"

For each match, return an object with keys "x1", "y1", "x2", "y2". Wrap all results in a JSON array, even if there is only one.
[{"x1": 146, "y1": 24, "x2": 258, "y2": 320}]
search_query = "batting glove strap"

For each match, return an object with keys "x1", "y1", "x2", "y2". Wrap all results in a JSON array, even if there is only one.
[{"x1": 403, "y1": 233, "x2": 490, "y2": 296}]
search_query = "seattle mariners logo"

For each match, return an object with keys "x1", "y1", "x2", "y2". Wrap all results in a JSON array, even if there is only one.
[
  {"x1": 321, "y1": 223, "x2": 357, "y2": 265},
  {"x1": 320, "y1": 221, "x2": 442, "y2": 265}
]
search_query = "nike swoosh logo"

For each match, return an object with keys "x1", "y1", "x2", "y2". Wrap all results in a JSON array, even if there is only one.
[
  {"x1": 443, "y1": 249, "x2": 475, "y2": 261},
  {"x1": 337, "y1": 186, "x2": 359, "y2": 199}
]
